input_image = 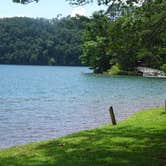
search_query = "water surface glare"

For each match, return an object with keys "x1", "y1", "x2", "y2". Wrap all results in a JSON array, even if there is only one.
[{"x1": 0, "y1": 65, "x2": 166, "y2": 148}]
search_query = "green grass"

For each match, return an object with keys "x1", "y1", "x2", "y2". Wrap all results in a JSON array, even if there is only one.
[{"x1": 0, "y1": 108, "x2": 166, "y2": 166}]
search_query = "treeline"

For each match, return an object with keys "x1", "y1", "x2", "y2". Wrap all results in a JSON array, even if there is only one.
[
  {"x1": 0, "y1": 16, "x2": 89, "y2": 66},
  {"x1": 81, "y1": 0, "x2": 166, "y2": 73},
  {"x1": 0, "y1": 0, "x2": 165, "y2": 73}
]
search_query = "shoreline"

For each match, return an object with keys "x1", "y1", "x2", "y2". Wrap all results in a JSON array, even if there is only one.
[
  {"x1": 0, "y1": 107, "x2": 165, "y2": 166},
  {"x1": 0, "y1": 105, "x2": 163, "y2": 150},
  {"x1": 0, "y1": 107, "x2": 164, "y2": 150}
]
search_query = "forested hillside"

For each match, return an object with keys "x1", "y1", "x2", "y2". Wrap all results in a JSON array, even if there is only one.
[{"x1": 0, "y1": 16, "x2": 89, "y2": 66}]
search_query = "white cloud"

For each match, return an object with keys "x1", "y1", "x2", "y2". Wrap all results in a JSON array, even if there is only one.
[{"x1": 71, "y1": 6, "x2": 87, "y2": 17}]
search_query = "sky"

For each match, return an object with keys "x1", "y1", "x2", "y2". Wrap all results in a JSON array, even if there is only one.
[{"x1": 0, "y1": 0, "x2": 106, "y2": 18}]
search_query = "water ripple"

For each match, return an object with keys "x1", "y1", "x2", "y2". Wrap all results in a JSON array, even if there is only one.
[{"x1": 0, "y1": 65, "x2": 166, "y2": 149}]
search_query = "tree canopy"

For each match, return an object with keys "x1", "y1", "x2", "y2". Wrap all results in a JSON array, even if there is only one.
[
  {"x1": 66, "y1": 0, "x2": 150, "y2": 8},
  {"x1": 9, "y1": 0, "x2": 166, "y2": 74},
  {"x1": 80, "y1": 0, "x2": 166, "y2": 73},
  {"x1": 13, "y1": 0, "x2": 38, "y2": 4},
  {"x1": 13, "y1": 0, "x2": 151, "y2": 5},
  {"x1": 0, "y1": 16, "x2": 89, "y2": 66}
]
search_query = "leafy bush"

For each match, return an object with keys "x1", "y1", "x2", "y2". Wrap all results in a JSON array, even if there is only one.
[
  {"x1": 160, "y1": 64, "x2": 166, "y2": 73},
  {"x1": 107, "y1": 64, "x2": 121, "y2": 75}
]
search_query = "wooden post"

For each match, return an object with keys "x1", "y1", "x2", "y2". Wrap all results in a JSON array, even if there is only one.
[{"x1": 109, "y1": 106, "x2": 117, "y2": 125}]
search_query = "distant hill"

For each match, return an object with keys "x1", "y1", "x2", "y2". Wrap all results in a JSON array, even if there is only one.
[{"x1": 0, "y1": 16, "x2": 89, "y2": 66}]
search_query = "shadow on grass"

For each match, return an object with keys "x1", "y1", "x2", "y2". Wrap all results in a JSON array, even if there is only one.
[{"x1": 0, "y1": 113, "x2": 166, "y2": 166}]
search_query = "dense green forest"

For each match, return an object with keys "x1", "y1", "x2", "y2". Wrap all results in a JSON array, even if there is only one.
[
  {"x1": 80, "y1": 0, "x2": 166, "y2": 73},
  {"x1": 1, "y1": 0, "x2": 166, "y2": 73},
  {"x1": 0, "y1": 16, "x2": 89, "y2": 66}
]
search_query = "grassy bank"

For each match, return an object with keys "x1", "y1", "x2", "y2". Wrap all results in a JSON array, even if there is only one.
[{"x1": 0, "y1": 108, "x2": 166, "y2": 166}]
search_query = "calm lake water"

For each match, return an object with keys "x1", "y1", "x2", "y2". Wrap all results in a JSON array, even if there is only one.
[{"x1": 0, "y1": 65, "x2": 166, "y2": 149}]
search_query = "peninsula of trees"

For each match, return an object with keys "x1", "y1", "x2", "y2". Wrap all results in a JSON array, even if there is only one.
[{"x1": 80, "y1": 0, "x2": 166, "y2": 73}]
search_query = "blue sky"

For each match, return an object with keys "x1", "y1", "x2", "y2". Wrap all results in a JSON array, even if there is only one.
[{"x1": 0, "y1": 0, "x2": 106, "y2": 18}]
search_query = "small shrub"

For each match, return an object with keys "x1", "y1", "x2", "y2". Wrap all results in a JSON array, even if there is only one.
[
  {"x1": 160, "y1": 64, "x2": 166, "y2": 73},
  {"x1": 107, "y1": 64, "x2": 121, "y2": 75}
]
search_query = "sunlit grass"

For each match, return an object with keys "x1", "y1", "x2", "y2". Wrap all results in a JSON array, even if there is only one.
[{"x1": 0, "y1": 108, "x2": 165, "y2": 166}]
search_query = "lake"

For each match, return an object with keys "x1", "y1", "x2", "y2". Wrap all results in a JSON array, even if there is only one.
[{"x1": 0, "y1": 65, "x2": 166, "y2": 149}]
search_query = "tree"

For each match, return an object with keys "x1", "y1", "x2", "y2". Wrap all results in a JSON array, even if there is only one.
[
  {"x1": 13, "y1": 0, "x2": 152, "y2": 6},
  {"x1": 67, "y1": 0, "x2": 150, "y2": 5},
  {"x1": 11, "y1": 0, "x2": 166, "y2": 73},
  {"x1": 80, "y1": 11, "x2": 111, "y2": 73},
  {"x1": 79, "y1": 0, "x2": 166, "y2": 73},
  {"x1": 13, "y1": 0, "x2": 38, "y2": 4}
]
